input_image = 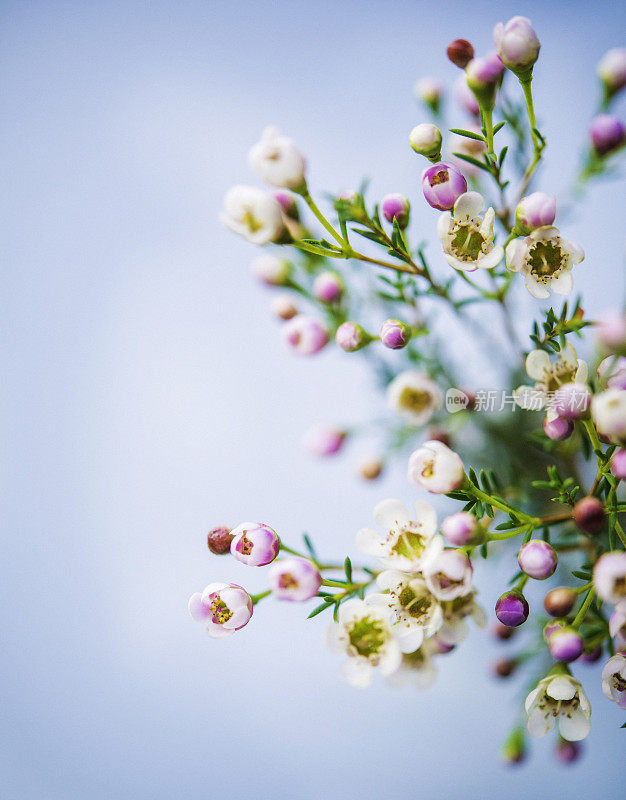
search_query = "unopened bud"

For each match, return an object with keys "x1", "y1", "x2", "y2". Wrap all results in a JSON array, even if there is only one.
[
  {"x1": 447, "y1": 38, "x2": 475, "y2": 69},
  {"x1": 573, "y1": 496, "x2": 606, "y2": 535},
  {"x1": 544, "y1": 587, "x2": 577, "y2": 618},
  {"x1": 207, "y1": 526, "x2": 234, "y2": 555},
  {"x1": 409, "y1": 123, "x2": 443, "y2": 161},
  {"x1": 359, "y1": 457, "x2": 383, "y2": 481}
]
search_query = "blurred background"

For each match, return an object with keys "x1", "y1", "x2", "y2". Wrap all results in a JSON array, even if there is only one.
[{"x1": 2, "y1": 1, "x2": 625, "y2": 798}]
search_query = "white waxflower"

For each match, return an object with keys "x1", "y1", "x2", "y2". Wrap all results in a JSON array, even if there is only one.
[
  {"x1": 514, "y1": 344, "x2": 587, "y2": 413},
  {"x1": 367, "y1": 570, "x2": 443, "y2": 653},
  {"x1": 423, "y1": 549, "x2": 473, "y2": 601},
  {"x1": 385, "y1": 641, "x2": 437, "y2": 689},
  {"x1": 592, "y1": 388, "x2": 626, "y2": 445},
  {"x1": 525, "y1": 673, "x2": 591, "y2": 741},
  {"x1": 220, "y1": 185, "x2": 285, "y2": 244},
  {"x1": 387, "y1": 371, "x2": 441, "y2": 426},
  {"x1": 436, "y1": 191, "x2": 504, "y2": 272},
  {"x1": 248, "y1": 126, "x2": 306, "y2": 190},
  {"x1": 325, "y1": 599, "x2": 402, "y2": 688},
  {"x1": 437, "y1": 591, "x2": 487, "y2": 645},
  {"x1": 506, "y1": 226, "x2": 584, "y2": 299},
  {"x1": 601, "y1": 653, "x2": 626, "y2": 709},
  {"x1": 356, "y1": 498, "x2": 444, "y2": 573},
  {"x1": 407, "y1": 440, "x2": 465, "y2": 494}
]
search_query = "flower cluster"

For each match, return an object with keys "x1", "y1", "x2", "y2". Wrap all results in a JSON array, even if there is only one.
[{"x1": 198, "y1": 11, "x2": 626, "y2": 765}]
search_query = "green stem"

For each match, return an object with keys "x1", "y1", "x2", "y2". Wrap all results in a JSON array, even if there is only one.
[
  {"x1": 465, "y1": 480, "x2": 538, "y2": 524},
  {"x1": 250, "y1": 589, "x2": 272, "y2": 605},
  {"x1": 299, "y1": 187, "x2": 346, "y2": 246},
  {"x1": 518, "y1": 77, "x2": 543, "y2": 197},
  {"x1": 572, "y1": 588, "x2": 596, "y2": 629}
]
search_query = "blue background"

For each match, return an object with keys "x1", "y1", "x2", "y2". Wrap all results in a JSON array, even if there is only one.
[{"x1": 2, "y1": 1, "x2": 625, "y2": 798}]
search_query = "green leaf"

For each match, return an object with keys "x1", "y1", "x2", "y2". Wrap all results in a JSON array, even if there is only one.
[
  {"x1": 449, "y1": 127, "x2": 486, "y2": 142},
  {"x1": 308, "y1": 602, "x2": 331, "y2": 619},
  {"x1": 452, "y1": 152, "x2": 491, "y2": 172},
  {"x1": 344, "y1": 556, "x2": 353, "y2": 584}
]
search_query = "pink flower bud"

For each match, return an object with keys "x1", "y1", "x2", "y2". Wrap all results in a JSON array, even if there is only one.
[
  {"x1": 251, "y1": 254, "x2": 291, "y2": 286},
  {"x1": 273, "y1": 189, "x2": 300, "y2": 220},
  {"x1": 409, "y1": 123, "x2": 443, "y2": 159},
  {"x1": 407, "y1": 440, "x2": 465, "y2": 494},
  {"x1": 230, "y1": 523, "x2": 280, "y2": 566},
  {"x1": 610, "y1": 449, "x2": 626, "y2": 480},
  {"x1": 590, "y1": 114, "x2": 626, "y2": 157},
  {"x1": 335, "y1": 321, "x2": 371, "y2": 352},
  {"x1": 598, "y1": 48, "x2": 626, "y2": 96},
  {"x1": 465, "y1": 53, "x2": 504, "y2": 105},
  {"x1": 495, "y1": 590, "x2": 529, "y2": 627},
  {"x1": 494, "y1": 16, "x2": 540, "y2": 74},
  {"x1": 552, "y1": 383, "x2": 591, "y2": 420},
  {"x1": 556, "y1": 739, "x2": 581, "y2": 764},
  {"x1": 514, "y1": 192, "x2": 556, "y2": 234},
  {"x1": 441, "y1": 511, "x2": 478, "y2": 545},
  {"x1": 313, "y1": 271, "x2": 343, "y2": 303},
  {"x1": 517, "y1": 539, "x2": 557, "y2": 580},
  {"x1": 271, "y1": 293, "x2": 298, "y2": 320},
  {"x1": 574, "y1": 496, "x2": 606, "y2": 535},
  {"x1": 381, "y1": 194, "x2": 411, "y2": 229},
  {"x1": 303, "y1": 424, "x2": 346, "y2": 457},
  {"x1": 543, "y1": 619, "x2": 566, "y2": 643},
  {"x1": 595, "y1": 310, "x2": 626, "y2": 353},
  {"x1": 447, "y1": 39, "x2": 475, "y2": 69},
  {"x1": 188, "y1": 582, "x2": 253, "y2": 638},
  {"x1": 269, "y1": 557, "x2": 321, "y2": 601},
  {"x1": 454, "y1": 75, "x2": 480, "y2": 116},
  {"x1": 421, "y1": 162, "x2": 468, "y2": 211},
  {"x1": 548, "y1": 627, "x2": 584, "y2": 662},
  {"x1": 379, "y1": 318, "x2": 411, "y2": 350},
  {"x1": 543, "y1": 415, "x2": 574, "y2": 441},
  {"x1": 282, "y1": 315, "x2": 329, "y2": 355}
]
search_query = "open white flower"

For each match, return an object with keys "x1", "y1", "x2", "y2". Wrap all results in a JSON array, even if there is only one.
[
  {"x1": 407, "y1": 440, "x2": 465, "y2": 494},
  {"x1": 248, "y1": 126, "x2": 306, "y2": 190},
  {"x1": 438, "y1": 591, "x2": 487, "y2": 645},
  {"x1": 367, "y1": 570, "x2": 443, "y2": 653},
  {"x1": 325, "y1": 599, "x2": 401, "y2": 688},
  {"x1": 387, "y1": 371, "x2": 441, "y2": 426},
  {"x1": 220, "y1": 185, "x2": 285, "y2": 244},
  {"x1": 506, "y1": 226, "x2": 584, "y2": 299},
  {"x1": 601, "y1": 653, "x2": 626, "y2": 708},
  {"x1": 525, "y1": 673, "x2": 591, "y2": 741},
  {"x1": 423, "y1": 550, "x2": 473, "y2": 601},
  {"x1": 514, "y1": 344, "x2": 587, "y2": 413},
  {"x1": 385, "y1": 642, "x2": 437, "y2": 689},
  {"x1": 356, "y1": 498, "x2": 443, "y2": 572},
  {"x1": 437, "y1": 191, "x2": 504, "y2": 272}
]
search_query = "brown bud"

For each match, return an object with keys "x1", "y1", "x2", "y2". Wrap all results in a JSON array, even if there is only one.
[
  {"x1": 494, "y1": 658, "x2": 517, "y2": 678},
  {"x1": 428, "y1": 427, "x2": 451, "y2": 447},
  {"x1": 492, "y1": 621, "x2": 516, "y2": 640},
  {"x1": 573, "y1": 496, "x2": 606, "y2": 535},
  {"x1": 272, "y1": 295, "x2": 298, "y2": 320},
  {"x1": 447, "y1": 39, "x2": 475, "y2": 69},
  {"x1": 359, "y1": 457, "x2": 383, "y2": 481},
  {"x1": 544, "y1": 587, "x2": 577, "y2": 618},
  {"x1": 207, "y1": 526, "x2": 233, "y2": 555}
]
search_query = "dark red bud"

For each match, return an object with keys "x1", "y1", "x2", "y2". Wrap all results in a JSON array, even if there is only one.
[
  {"x1": 207, "y1": 526, "x2": 234, "y2": 555},
  {"x1": 447, "y1": 39, "x2": 475, "y2": 69}
]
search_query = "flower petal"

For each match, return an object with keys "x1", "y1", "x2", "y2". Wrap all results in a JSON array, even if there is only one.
[
  {"x1": 339, "y1": 658, "x2": 372, "y2": 688},
  {"x1": 412, "y1": 499, "x2": 437, "y2": 536},
  {"x1": 546, "y1": 676, "x2": 576, "y2": 701},
  {"x1": 453, "y1": 191, "x2": 484, "y2": 222},
  {"x1": 396, "y1": 626, "x2": 425, "y2": 654},
  {"x1": 550, "y1": 269, "x2": 574, "y2": 295},
  {"x1": 558, "y1": 709, "x2": 591, "y2": 741},
  {"x1": 477, "y1": 245, "x2": 503, "y2": 270},
  {"x1": 355, "y1": 527, "x2": 385, "y2": 556},
  {"x1": 505, "y1": 238, "x2": 526, "y2": 272},
  {"x1": 373, "y1": 498, "x2": 410, "y2": 530},
  {"x1": 524, "y1": 273, "x2": 551, "y2": 299},
  {"x1": 527, "y1": 707, "x2": 552, "y2": 737}
]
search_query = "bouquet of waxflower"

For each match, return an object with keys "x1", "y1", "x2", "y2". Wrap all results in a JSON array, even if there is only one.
[{"x1": 191, "y1": 15, "x2": 626, "y2": 764}]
